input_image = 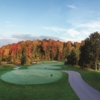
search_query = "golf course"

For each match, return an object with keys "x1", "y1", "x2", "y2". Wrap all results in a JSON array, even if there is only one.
[
  {"x1": 0, "y1": 61, "x2": 100, "y2": 100},
  {"x1": 0, "y1": 61, "x2": 80, "y2": 100},
  {"x1": 1, "y1": 0, "x2": 100, "y2": 99},
  {"x1": 1, "y1": 61, "x2": 63, "y2": 85}
]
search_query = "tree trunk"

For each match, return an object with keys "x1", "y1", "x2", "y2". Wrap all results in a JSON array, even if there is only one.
[{"x1": 94, "y1": 62, "x2": 97, "y2": 70}]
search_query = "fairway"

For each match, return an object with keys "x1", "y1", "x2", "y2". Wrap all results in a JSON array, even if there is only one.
[
  {"x1": 42, "y1": 61, "x2": 63, "y2": 65},
  {"x1": 28, "y1": 64, "x2": 61, "y2": 69},
  {"x1": 28, "y1": 61, "x2": 62, "y2": 70},
  {"x1": 0, "y1": 62, "x2": 80, "y2": 100},
  {"x1": 1, "y1": 69, "x2": 62, "y2": 85}
]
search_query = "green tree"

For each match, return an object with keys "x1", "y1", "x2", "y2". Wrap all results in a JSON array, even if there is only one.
[
  {"x1": 79, "y1": 32, "x2": 100, "y2": 70},
  {"x1": 67, "y1": 47, "x2": 80, "y2": 65},
  {"x1": 21, "y1": 53, "x2": 28, "y2": 65},
  {"x1": 78, "y1": 38, "x2": 91, "y2": 69}
]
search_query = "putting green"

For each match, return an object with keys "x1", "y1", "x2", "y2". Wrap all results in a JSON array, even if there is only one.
[
  {"x1": 42, "y1": 61, "x2": 63, "y2": 65},
  {"x1": 1, "y1": 69, "x2": 62, "y2": 85},
  {"x1": 28, "y1": 64, "x2": 61, "y2": 70}
]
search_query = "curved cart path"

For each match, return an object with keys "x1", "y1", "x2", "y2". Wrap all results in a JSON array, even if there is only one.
[{"x1": 62, "y1": 70, "x2": 100, "y2": 100}]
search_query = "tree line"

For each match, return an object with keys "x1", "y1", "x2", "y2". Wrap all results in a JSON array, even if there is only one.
[
  {"x1": 0, "y1": 39, "x2": 81, "y2": 65},
  {"x1": 66, "y1": 32, "x2": 100, "y2": 70},
  {"x1": 0, "y1": 31, "x2": 100, "y2": 70}
]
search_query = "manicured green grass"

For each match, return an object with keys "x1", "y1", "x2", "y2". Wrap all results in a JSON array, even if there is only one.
[
  {"x1": 60, "y1": 64, "x2": 100, "y2": 92},
  {"x1": 19, "y1": 65, "x2": 30, "y2": 69},
  {"x1": 42, "y1": 61, "x2": 63, "y2": 65},
  {"x1": 1, "y1": 61, "x2": 62, "y2": 85},
  {"x1": 0, "y1": 67, "x2": 79, "y2": 100},
  {"x1": 1, "y1": 69, "x2": 62, "y2": 85},
  {"x1": 80, "y1": 71, "x2": 100, "y2": 91},
  {"x1": 1, "y1": 61, "x2": 100, "y2": 100},
  {"x1": 28, "y1": 64, "x2": 61, "y2": 70}
]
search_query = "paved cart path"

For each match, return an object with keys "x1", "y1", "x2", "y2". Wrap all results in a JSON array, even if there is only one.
[
  {"x1": 62, "y1": 70, "x2": 100, "y2": 100},
  {"x1": 13, "y1": 66, "x2": 21, "y2": 70}
]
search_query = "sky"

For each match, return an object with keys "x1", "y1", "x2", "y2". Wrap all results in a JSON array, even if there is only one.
[{"x1": 0, "y1": 0, "x2": 100, "y2": 47}]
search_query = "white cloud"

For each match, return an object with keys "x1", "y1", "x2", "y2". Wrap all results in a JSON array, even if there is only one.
[
  {"x1": 1, "y1": 19, "x2": 100, "y2": 47},
  {"x1": 67, "y1": 5, "x2": 77, "y2": 9},
  {"x1": 12, "y1": 34, "x2": 59, "y2": 40},
  {"x1": 66, "y1": 28, "x2": 80, "y2": 37},
  {"x1": 63, "y1": 19, "x2": 100, "y2": 40},
  {"x1": 43, "y1": 27, "x2": 66, "y2": 33},
  {"x1": 60, "y1": 36, "x2": 84, "y2": 43},
  {"x1": 0, "y1": 34, "x2": 60, "y2": 47},
  {"x1": 43, "y1": 19, "x2": 100, "y2": 42},
  {"x1": 75, "y1": 20, "x2": 100, "y2": 36},
  {"x1": 0, "y1": 38, "x2": 18, "y2": 47},
  {"x1": 77, "y1": 21, "x2": 100, "y2": 29}
]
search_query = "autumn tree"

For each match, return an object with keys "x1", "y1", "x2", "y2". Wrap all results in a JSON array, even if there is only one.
[
  {"x1": 63, "y1": 41, "x2": 73, "y2": 58},
  {"x1": 42, "y1": 39, "x2": 50, "y2": 60},
  {"x1": 0, "y1": 39, "x2": 75, "y2": 63},
  {"x1": 56, "y1": 41, "x2": 63, "y2": 60},
  {"x1": 50, "y1": 40, "x2": 58, "y2": 60},
  {"x1": 74, "y1": 42, "x2": 80, "y2": 48}
]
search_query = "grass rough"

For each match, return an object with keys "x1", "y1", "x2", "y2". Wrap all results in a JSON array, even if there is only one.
[{"x1": 0, "y1": 67, "x2": 79, "y2": 100}]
